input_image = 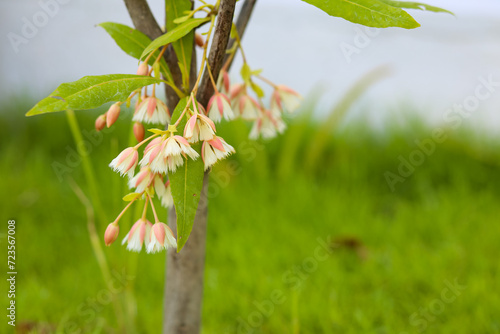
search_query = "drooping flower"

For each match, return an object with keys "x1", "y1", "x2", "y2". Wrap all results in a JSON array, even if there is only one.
[
  {"x1": 270, "y1": 85, "x2": 301, "y2": 114},
  {"x1": 249, "y1": 110, "x2": 286, "y2": 140},
  {"x1": 184, "y1": 113, "x2": 217, "y2": 143},
  {"x1": 207, "y1": 93, "x2": 234, "y2": 123},
  {"x1": 234, "y1": 94, "x2": 259, "y2": 120},
  {"x1": 201, "y1": 136, "x2": 235, "y2": 171},
  {"x1": 109, "y1": 147, "x2": 138, "y2": 177},
  {"x1": 147, "y1": 222, "x2": 177, "y2": 253},
  {"x1": 128, "y1": 167, "x2": 155, "y2": 193},
  {"x1": 122, "y1": 218, "x2": 153, "y2": 252},
  {"x1": 104, "y1": 222, "x2": 119, "y2": 246},
  {"x1": 140, "y1": 135, "x2": 199, "y2": 173},
  {"x1": 133, "y1": 96, "x2": 170, "y2": 125},
  {"x1": 154, "y1": 176, "x2": 174, "y2": 208}
]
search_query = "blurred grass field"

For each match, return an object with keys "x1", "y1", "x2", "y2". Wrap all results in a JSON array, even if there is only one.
[{"x1": 1, "y1": 95, "x2": 500, "y2": 334}]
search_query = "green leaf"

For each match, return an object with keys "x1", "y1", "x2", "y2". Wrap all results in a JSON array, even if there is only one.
[
  {"x1": 166, "y1": 0, "x2": 195, "y2": 92},
  {"x1": 240, "y1": 63, "x2": 251, "y2": 83},
  {"x1": 26, "y1": 74, "x2": 163, "y2": 116},
  {"x1": 379, "y1": 0, "x2": 453, "y2": 15},
  {"x1": 123, "y1": 192, "x2": 141, "y2": 201},
  {"x1": 301, "y1": 0, "x2": 420, "y2": 29},
  {"x1": 140, "y1": 17, "x2": 210, "y2": 61},
  {"x1": 98, "y1": 22, "x2": 172, "y2": 81},
  {"x1": 167, "y1": 98, "x2": 205, "y2": 252},
  {"x1": 250, "y1": 82, "x2": 265, "y2": 98}
]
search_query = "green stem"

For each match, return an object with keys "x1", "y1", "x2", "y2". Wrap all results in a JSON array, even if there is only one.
[{"x1": 65, "y1": 110, "x2": 108, "y2": 224}]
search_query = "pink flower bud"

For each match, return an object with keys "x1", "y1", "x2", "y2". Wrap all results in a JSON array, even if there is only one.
[
  {"x1": 137, "y1": 62, "x2": 149, "y2": 76},
  {"x1": 106, "y1": 103, "x2": 121, "y2": 128},
  {"x1": 133, "y1": 122, "x2": 145, "y2": 142},
  {"x1": 195, "y1": 33, "x2": 204, "y2": 47},
  {"x1": 95, "y1": 114, "x2": 106, "y2": 131},
  {"x1": 104, "y1": 223, "x2": 119, "y2": 246}
]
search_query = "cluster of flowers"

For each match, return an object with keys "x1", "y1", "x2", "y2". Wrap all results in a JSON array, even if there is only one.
[{"x1": 100, "y1": 60, "x2": 300, "y2": 253}]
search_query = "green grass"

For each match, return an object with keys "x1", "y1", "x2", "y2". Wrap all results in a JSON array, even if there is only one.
[{"x1": 1, "y1": 99, "x2": 500, "y2": 334}]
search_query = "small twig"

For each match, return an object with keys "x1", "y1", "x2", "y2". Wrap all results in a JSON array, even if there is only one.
[
  {"x1": 223, "y1": 0, "x2": 257, "y2": 70},
  {"x1": 67, "y1": 177, "x2": 127, "y2": 332},
  {"x1": 196, "y1": 0, "x2": 237, "y2": 106},
  {"x1": 123, "y1": 0, "x2": 183, "y2": 110}
]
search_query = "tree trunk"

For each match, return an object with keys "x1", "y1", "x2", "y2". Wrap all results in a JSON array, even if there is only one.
[{"x1": 163, "y1": 173, "x2": 209, "y2": 334}]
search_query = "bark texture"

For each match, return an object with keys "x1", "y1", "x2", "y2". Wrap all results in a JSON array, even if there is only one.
[{"x1": 123, "y1": 1, "x2": 256, "y2": 333}]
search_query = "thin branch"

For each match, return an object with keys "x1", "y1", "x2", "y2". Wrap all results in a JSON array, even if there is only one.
[
  {"x1": 196, "y1": 0, "x2": 237, "y2": 106},
  {"x1": 223, "y1": 0, "x2": 257, "y2": 69},
  {"x1": 123, "y1": 0, "x2": 183, "y2": 111}
]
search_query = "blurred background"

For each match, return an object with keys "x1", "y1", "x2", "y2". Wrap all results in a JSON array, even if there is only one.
[{"x1": 1, "y1": 0, "x2": 499, "y2": 333}]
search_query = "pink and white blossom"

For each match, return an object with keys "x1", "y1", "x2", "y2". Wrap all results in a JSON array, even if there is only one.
[
  {"x1": 249, "y1": 111, "x2": 286, "y2": 140},
  {"x1": 184, "y1": 113, "x2": 217, "y2": 143},
  {"x1": 128, "y1": 167, "x2": 155, "y2": 193},
  {"x1": 133, "y1": 96, "x2": 170, "y2": 125},
  {"x1": 147, "y1": 222, "x2": 177, "y2": 253},
  {"x1": 201, "y1": 136, "x2": 235, "y2": 171},
  {"x1": 207, "y1": 93, "x2": 234, "y2": 123},
  {"x1": 109, "y1": 147, "x2": 138, "y2": 177},
  {"x1": 153, "y1": 176, "x2": 174, "y2": 208},
  {"x1": 270, "y1": 85, "x2": 301, "y2": 114},
  {"x1": 233, "y1": 95, "x2": 259, "y2": 120},
  {"x1": 140, "y1": 135, "x2": 199, "y2": 173},
  {"x1": 122, "y1": 218, "x2": 153, "y2": 252}
]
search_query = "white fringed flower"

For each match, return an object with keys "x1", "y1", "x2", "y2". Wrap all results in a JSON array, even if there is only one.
[
  {"x1": 207, "y1": 93, "x2": 234, "y2": 123},
  {"x1": 109, "y1": 147, "x2": 138, "y2": 177},
  {"x1": 234, "y1": 95, "x2": 259, "y2": 120},
  {"x1": 270, "y1": 85, "x2": 301, "y2": 114},
  {"x1": 128, "y1": 167, "x2": 155, "y2": 193},
  {"x1": 133, "y1": 97, "x2": 170, "y2": 125},
  {"x1": 201, "y1": 136, "x2": 235, "y2": 171},
  {"x1": 184, "y1": 113, "x2": 217, "y2": 143},
  {"x1": 140, "y1": 135, "x2": 199, "y2": 173},
  {"x1": 122, "y1": 218, "x2": 153, "y2": 252},
  {"x1": 249, "y1": 111, "x2": 286, "y2": 140},
  {"x1": 147, "y1": 222, "x2": 177, "y2": 253},
  {"x1": 154, "y1": 176, "x2": 174, "y2": 208}
]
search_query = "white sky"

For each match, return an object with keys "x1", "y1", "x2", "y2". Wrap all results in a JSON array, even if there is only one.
[{"x1": 0, "y1": 0, "x2": 499, "y2": 130}]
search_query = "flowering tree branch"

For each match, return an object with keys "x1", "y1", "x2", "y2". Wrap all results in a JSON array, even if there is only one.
[
  {"x1": 163, "y1": 2, "x2": 236, "y2": 333},
  {"x1": 123, "y1": 0, "x2": 183, "y2": 110}
]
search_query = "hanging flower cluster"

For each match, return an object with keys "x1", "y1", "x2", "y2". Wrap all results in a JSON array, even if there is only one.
[{"x1": 99, "y1": 10, "x2": 301, "y2": 253}]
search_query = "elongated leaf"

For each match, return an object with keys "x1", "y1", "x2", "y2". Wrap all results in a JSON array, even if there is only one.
[
  {"x1": 123, "y1": 192, "x2": 141, "y2": 201},
  {"x1": 167, "y1": 98, "x2": 205, "y2": 251},
  {"x1": 166, "y1": 0, "x2": 195, "y2": 91},
  {"x1": 140, "y1": 18, "x2": 210, "y2": 61},
  {"x1": 302, "y1": 0, "x2": 420, "y2": 29},
  {"x1": 26, "y1": 74, "x2": 163, "y2": 116},
  {"x1": 379, "y1": 0, "x2": 453, "y2": 15},
  {"x1": 98, "y1": 22, "x2": 173, "y2": 80}
]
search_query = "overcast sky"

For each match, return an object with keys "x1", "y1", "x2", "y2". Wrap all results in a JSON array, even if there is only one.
[{"x1": 1, "y1": 0, "x2": 499, "y2": 130}]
